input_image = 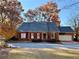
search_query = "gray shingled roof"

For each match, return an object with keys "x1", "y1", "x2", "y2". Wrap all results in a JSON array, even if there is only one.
[
  {"x1": 59, "y1": 26, "x2": 74, "y2": 33},
  {"x1": 17, "y1": 22, "x2": 59, "y2": 32}
]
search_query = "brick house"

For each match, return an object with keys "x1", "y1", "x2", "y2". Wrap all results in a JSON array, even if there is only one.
[{"x1": 14, "y1": 21, "x2": 74, "y2": 42}]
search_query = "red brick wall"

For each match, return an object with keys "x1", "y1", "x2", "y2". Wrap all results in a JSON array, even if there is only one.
[
  {"x1": 16, "y1": 32, "x2": 60, "y2": 42},
  {"x1": 55, "y1": 32, "x2": 60, "y2": 42}
]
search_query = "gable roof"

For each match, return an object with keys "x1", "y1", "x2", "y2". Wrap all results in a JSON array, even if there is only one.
[
  {"x1": 59, "y1": 26, "x2": 74, "y2": 33},
  {"x1": 17, "y1": 22, "x2": 59, "y2": 32}
]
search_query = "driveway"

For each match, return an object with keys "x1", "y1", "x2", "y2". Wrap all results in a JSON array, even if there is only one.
[{"x1": 8, "y1": 42, "x2": 79, "y2": 49}]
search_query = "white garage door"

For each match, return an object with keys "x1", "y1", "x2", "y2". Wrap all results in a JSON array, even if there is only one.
[{"x1": 59, "y1": 35, "x2": 72, "y2": 41}]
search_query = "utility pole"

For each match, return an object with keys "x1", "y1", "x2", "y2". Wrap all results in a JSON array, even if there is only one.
[
  {"x1": 78, "y1": 19, "x2": 79, "y2": 39},
  {"x1": 46, "y1": 11, "x2": 52, "y2": 41},
  {"x1": 47, "y1": 14, "x2": 50, "y2": 40}
]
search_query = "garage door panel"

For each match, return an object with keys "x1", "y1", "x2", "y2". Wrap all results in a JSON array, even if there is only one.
[{"x1": 59, "y1": 35, "x2": 72, "y2": 41}]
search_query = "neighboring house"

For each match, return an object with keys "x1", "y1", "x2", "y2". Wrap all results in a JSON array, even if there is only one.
[{"x1": 14, "y1": 21, "x2": 74, "y2": 42}]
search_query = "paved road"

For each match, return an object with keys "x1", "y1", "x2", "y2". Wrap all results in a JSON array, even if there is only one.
[{"x1": 8, "y1": 42, "x2": 79, "y2": 49}]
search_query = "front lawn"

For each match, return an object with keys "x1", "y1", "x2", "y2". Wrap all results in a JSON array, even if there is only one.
[{"x1": 9, "y1": 48, "x2": 79, "y2": 59}]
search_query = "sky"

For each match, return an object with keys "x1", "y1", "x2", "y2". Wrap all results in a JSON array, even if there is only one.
[{"x1": 19, "y1": 0, "x2": 79, "y2": 26}]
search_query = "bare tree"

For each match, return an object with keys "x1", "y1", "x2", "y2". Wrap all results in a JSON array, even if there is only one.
[{"x1": 70, "y1": 14, "x2": 79, "y2": 41}]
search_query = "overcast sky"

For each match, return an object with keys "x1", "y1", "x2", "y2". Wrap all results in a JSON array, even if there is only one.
[{"x1": 19, "y1": 0, "x2": 79, "y2": 26}]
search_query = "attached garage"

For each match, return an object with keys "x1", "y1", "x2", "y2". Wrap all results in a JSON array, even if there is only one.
[
  {"x1": 59, "y1": 27, "x2": 74, "y2": 42},
  {"x1": 59, "y1": 35, "x2": 72, "y2": 41}
]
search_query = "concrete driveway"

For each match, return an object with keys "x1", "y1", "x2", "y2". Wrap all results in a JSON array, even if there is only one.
[{"x1": 8, "y1": 42, "x2": 79, "y2": 49}]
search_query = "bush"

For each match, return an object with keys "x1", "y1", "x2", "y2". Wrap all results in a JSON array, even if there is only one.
[
  {"x1": 0, "y1": 40, "x2": 5, "y2": 46},
  {"x1": 46, "y1": 39, "x2": 58, "y2": 43},
  {"x1": 73, "y1": 37, "x2": 78, "y2": 41},
  {"x1": 32, "y1": 39, "x2": 42, "y2": 42},
  {"x1": 0, "y1": 40, "x2": 9, "y2": 48}
]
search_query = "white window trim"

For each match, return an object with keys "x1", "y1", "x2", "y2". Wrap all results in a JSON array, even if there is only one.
[
  {"x1": 21, "y1": 33, "x2": 26, "y2": 39},
  {"x1": 37, "y1": 33, "x2": 40, "y2": 39},
  {"x1": 31, "y1": 33, "x2": 34, "y2": 39}
]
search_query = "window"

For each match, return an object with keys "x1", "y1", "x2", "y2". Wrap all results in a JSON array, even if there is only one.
[
  {"x1": 37, "y1": 33, "x2": 40, "y2": 39},
  {"x1": 21, "y1": 33, "x2": 26, "y2": 39},
  {"x1": 31, "y1": 33, "x2": 34, "y2": 39}
]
